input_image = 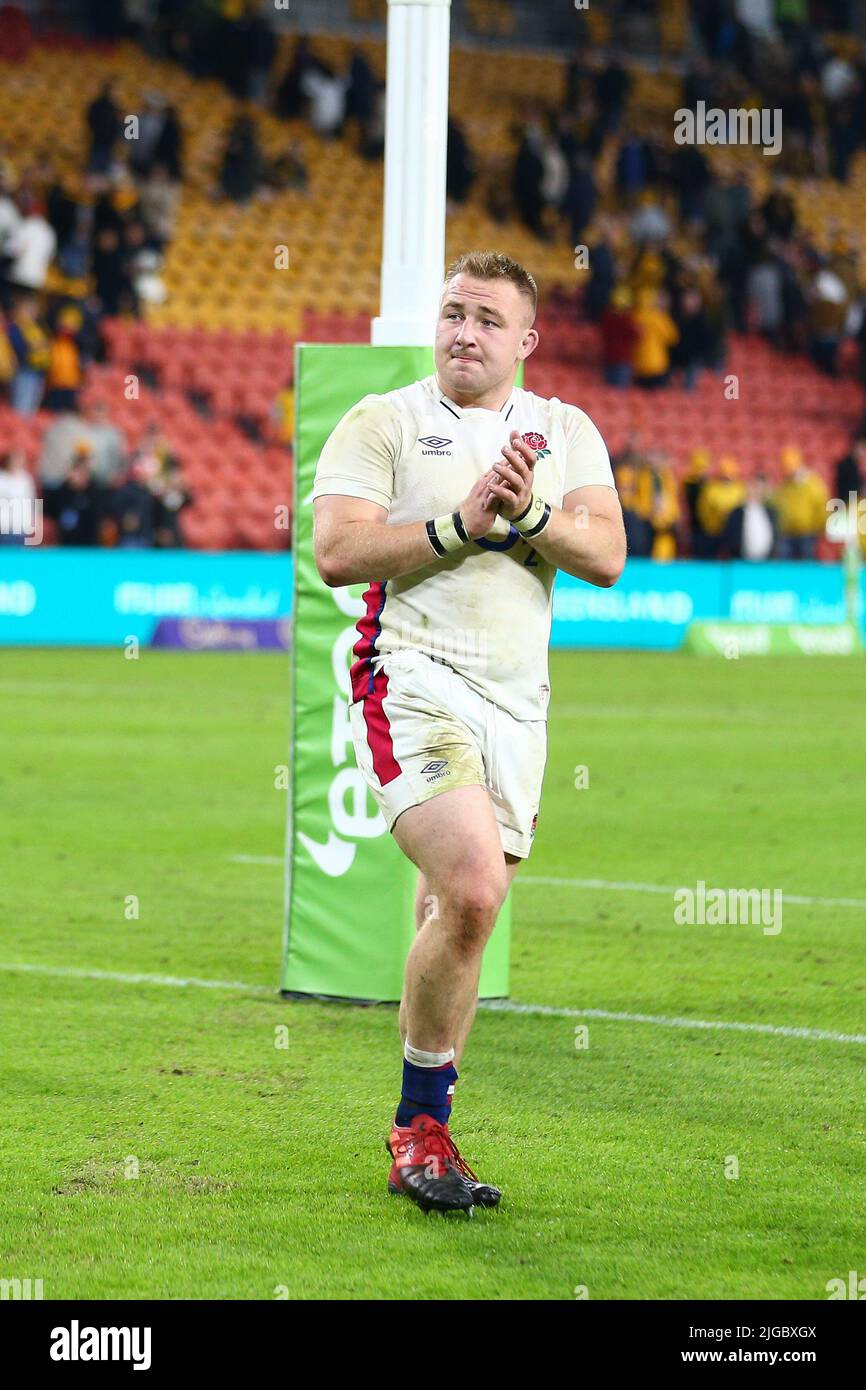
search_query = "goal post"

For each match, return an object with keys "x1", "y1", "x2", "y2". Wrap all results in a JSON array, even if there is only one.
[{"x1": 281, "y1": 0, "x2": 514, "y2": 1000}]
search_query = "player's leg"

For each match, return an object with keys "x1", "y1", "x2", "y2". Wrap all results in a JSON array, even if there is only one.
[
  {"x1": 386, "y1": 783, "x2": 508, "y2": 1211},
  {"x1": 392, "y1": 783, "x2": 508, "y2": 1060},
  {"x1": 452, "y1": 852, "x2": 521, "y2": 1064},
  {"x1": 350, "y1": 653, "x2": 534, "y2": 1210},
  {"x1": 402, "y1": 851, "x2": 522, "y2": 1066}
]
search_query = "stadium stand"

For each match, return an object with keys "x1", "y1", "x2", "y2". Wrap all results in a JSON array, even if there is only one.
[{"x1": 1, "y1": 4, "x2": 865, "y2": 557}]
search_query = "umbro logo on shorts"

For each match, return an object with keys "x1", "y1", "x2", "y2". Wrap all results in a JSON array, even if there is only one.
[
  {"x1": 419, "y1": 436, "x2": 452, "y2": 455},
  {"x1": 421, "y1": 759, "x2": 450, "y2": 781}
]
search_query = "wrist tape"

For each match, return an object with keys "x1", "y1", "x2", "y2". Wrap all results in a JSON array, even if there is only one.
[
  {"x1": 426, "y1": 510, "x2": 471, "y2": 556},
  {"x1": 512, "y1": 492, "x2": 552, "y2": 538}
]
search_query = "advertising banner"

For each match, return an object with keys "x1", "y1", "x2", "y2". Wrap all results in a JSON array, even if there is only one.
[
  {"x1": 3, "y1": 550, "x2": 863, "y2": 650},
  {"x1": 0, "y1": 549, "x2": 291, "y2": 645},
  {"x1": 722, "y1": 560, "x2": 848, "y2": 626},
  {"x1": 683, "y1": 621, "x2": 861, "y2": 656},
  {"x1": 551, "y1": 560, "x2": 720, "y2": 650}
]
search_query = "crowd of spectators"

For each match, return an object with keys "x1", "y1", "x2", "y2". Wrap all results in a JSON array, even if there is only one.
[
  {"x1": 613, "y1": 435, "x2": 866, "y2": 562},
  {"x1": 76, "y1": 4, "x2": 866, "y2": 369},
  {"x1": 0, "y1": 77, "x2": 185, "y2": 366},
  {"x1": 86, "y1": 3, "x2": 384, "y2": 165},
  {"x1": 78, "y1": 12, "x2": 866, "y2": 395},
  {"x1": 500, "y1": 25, "x2": 866, "y2": 388},
  {"x1": 5, "y1": 3, "x2": 866, "y2": 559},
  {"x1": 582, "y1": 160, "x2": 866, "y2": 384},
  {"x1": 0, "y1": 71, "x2": 191, "y2": 545},
  {"x1": 0, "y1": 409, "x2": 190, "y2": 547}
]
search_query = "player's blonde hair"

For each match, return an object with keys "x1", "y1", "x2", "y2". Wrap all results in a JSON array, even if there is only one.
[{"x1": 443, "y1": 251, "x2": 538, "y2": 326}]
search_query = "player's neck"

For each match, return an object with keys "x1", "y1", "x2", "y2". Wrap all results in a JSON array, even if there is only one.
[{"x1": 436, "y1": 372, "x2": 515, "y2": 413}]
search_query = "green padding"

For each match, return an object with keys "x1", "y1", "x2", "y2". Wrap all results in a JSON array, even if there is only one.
[{"x1": 282, "y1": 344, "x2": 513, "y2": 1001}]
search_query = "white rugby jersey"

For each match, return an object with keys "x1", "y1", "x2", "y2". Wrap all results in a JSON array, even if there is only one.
[{"x1": 312, "y1": 373, "x2": 615, "y2": 721}]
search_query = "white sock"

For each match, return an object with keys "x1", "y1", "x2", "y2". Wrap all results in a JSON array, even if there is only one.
[{"x1": 404, "y1": 1040, "x2": 455, "y2": 1068}]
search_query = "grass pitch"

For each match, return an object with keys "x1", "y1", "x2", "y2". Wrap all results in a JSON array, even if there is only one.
[{"x1": 1, "y1": 648, "x2": 863, "y2": 1300}]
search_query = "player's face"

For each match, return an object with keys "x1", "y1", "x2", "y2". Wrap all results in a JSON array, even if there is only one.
[{"x1": 435, "y1": 275, "x2": 538, "y2": 405}]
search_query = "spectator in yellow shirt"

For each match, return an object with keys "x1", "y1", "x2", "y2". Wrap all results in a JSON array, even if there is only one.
[
  {"x1": 642, "y1": 448, "x2": 680, "y2": 560},
  {"x1": 613, "y1": 453, "x2": 653, "y2": 557},
  {"x1": 44, "y1": 305, "x2": 82, "y2": 413},
  {"x1": 614, "y1": 445, "x2": 680, "y2": 558},
  {"x1": 773, "y1": 445, "x2": 829, "y2": 560},
  {"x1": 614, "y1": 460, "x2": 648, "y2": 557},
  {"x1": 696, "y1": 455, "x2": 746, "y2": 558},
  {"x1": 632, "y1": 287, "x2": 679, "y2": 389}
]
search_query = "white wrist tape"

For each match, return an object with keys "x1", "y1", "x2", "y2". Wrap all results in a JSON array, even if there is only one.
[
  {"x1": 512, "y1": 492, "x2": 552, "y2": 538},
  {"x1": 426, "y1": 510, "x2": 471, "y2": 556}
]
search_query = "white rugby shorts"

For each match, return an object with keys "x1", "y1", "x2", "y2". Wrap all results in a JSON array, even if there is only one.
[{"x1": 348, "y1": 649, "x2": 547, "y2": 859}]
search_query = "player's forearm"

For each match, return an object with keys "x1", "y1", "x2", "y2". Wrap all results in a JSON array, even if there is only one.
[
  {"x1": 528, "y1": 507, "x2": 626, "y2": 586},
  {"x1": 315, "y1": 518, "x2": 442, "y2": 586}
]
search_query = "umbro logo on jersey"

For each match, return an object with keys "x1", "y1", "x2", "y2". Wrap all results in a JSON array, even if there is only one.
[
  {"x1": 421, "y1": 758, "x2": 450, "y2": 781},
  {"x1": 419, "y1": 436, "x2": 452, "y2": 455}
]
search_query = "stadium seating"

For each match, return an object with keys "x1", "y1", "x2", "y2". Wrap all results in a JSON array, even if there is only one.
[
  {"x1": 528, "y1": 306, "x2": 861, "y2": 483},
  {"x1": 6, "y1": 298, "x2": 856, "y2": 554},
  {"x1": 3, "y1": 31, "x2": 865, "y2": 550},
  {"x1": 5, "y1": 33, "x2": 865, "y2": 328},
  {"x1": 0, "y1": 37, "x2": 580, "y2": 334}
]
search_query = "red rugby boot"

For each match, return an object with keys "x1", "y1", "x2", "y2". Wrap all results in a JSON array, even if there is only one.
[{"x1": 386, "y1": 1114, "x2": 501, "y2": 1212}]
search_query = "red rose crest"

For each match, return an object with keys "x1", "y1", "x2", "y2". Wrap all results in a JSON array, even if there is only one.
[{"x1": 521, "y1": 431, "x2": 550, "y2": 458}]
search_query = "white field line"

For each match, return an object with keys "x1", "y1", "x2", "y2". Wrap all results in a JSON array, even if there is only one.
[
  {"x1": 519, "y1": 875, "x2": 866, "y2": 910},
  {"x1": 232, "y1": 854, "x2": 285, "y2": 865},
  {"x1": 477, "y1": 1000, "x2": 866, "y2": 1045},
  {"x1": 554, "y1": 703, "x2": 772, "y2": 723},
  {"x1": 228, "y1": 855, "x2": 866, "y2": 911},
  {"x1": 1, "y1": 962, "x2": 864, "y2": 1046},
  {"x1": 0, "y1": 962, "x2": 273, "y2": 994},
  {"x1": 0, "y1": 679, "x2": 147, "y2": 698}
]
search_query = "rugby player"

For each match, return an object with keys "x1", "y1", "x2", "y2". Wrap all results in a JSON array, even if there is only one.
[{"x1": 313, "y1": 251, "x2": 625, "y2": 1214}]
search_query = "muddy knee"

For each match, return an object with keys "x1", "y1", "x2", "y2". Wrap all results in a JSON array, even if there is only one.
[{"x1": 436, "y1": 868, "x2": 507, "y2": 955}]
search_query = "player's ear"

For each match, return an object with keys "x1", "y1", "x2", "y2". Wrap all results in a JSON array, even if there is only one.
[{"x1": 518, "y1": 327, "x2": 539, "y2": 361}]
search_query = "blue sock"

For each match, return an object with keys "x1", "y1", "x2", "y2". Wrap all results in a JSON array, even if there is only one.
[{"x1": 395, "y1": 1058, "x2": 458, "y2": 1127}]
